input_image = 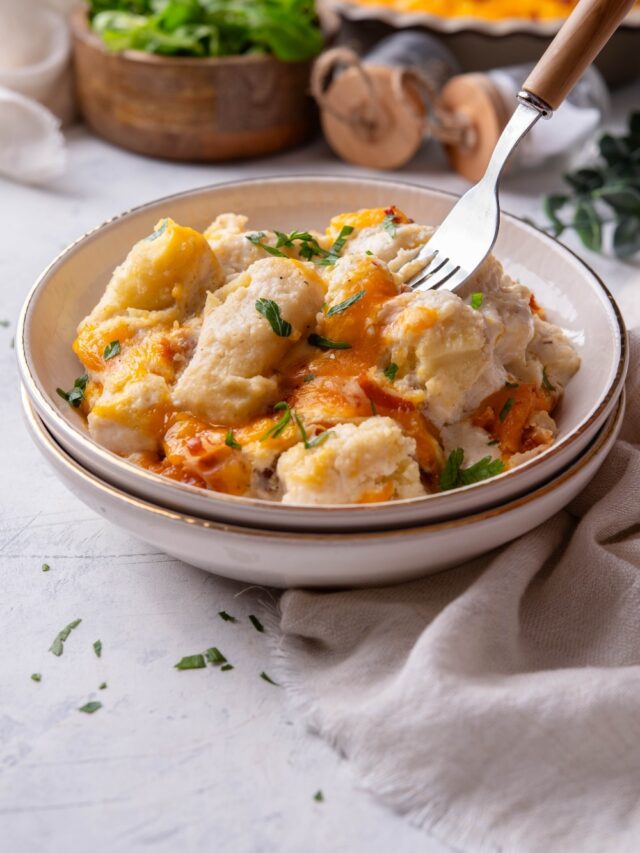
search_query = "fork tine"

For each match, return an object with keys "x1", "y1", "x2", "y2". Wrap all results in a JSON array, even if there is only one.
[{"x1": 410, "y1": 257, "x2": 456, "y2": 292}]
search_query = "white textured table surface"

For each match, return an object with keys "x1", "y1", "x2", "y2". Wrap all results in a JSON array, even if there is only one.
[{"x1": 2, "y1": 84, "x2": 638, "y2": 853}]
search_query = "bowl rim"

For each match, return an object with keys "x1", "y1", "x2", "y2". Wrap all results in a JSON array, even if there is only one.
[
  {"x1": 16, "y1": 174, "x2": 628, "y2": 517},
  {"x1": 69, "y1": 5, "x2": 313, "y2": 68},
  {"x1": 22, "y1": 384, "x2": 625, "y2": 541},
  {"x1": 329, "y1": 0, "x2": 640, "y2": 37}
]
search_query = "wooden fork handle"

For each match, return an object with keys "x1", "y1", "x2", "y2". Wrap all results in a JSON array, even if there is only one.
[{"x1": 522, "y1": 0, "x2": 636, "y2": 111}]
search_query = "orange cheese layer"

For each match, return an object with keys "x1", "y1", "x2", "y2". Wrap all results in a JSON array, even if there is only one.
[{"x1": 345, "y1": 0, "x2": 639, "y2": 22}]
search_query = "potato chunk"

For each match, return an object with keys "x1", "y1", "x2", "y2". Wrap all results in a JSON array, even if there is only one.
[
  {"x1": 172, "y1": 257, "x2": 325, "y2": 425},
  {"x1": 277, "y1": 417, "x2": 424, "y2": 505},
  {"x1": 82, "y1": 218, "x2": 222, "y2": 327}
]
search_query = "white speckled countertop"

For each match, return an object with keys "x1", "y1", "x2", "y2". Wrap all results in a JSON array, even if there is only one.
[{"x1": 2, "y1": 83, "x2": 638, "y2": 853}]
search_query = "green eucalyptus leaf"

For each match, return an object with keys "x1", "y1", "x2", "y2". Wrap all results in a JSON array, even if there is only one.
[
  {"x1": 613, "y1": 216, "x2": 640, "y2": 258},
  {"x1": 564, "y1": 168, "x2": 604, "y2": 194},
  {"x1": 597, "y1": 185, "x2": 640, "y2": 216},
  {"x1": 599, "y1": 134, "x2": 631, "y2": 167},
  {"x1": 573, "y1": 202, "x2": 602, "y2": 253},
  {"x1": 543, "y1": 194, "x2": 568, "y2": 235}
]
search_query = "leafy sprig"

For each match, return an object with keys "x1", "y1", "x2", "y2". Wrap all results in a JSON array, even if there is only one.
[
  {"x1": 543, "y1": 112, "x2": 640, "y2": 258},
  {"x1": 439, "y1": 448, "x2": 504, "y2": 492}
]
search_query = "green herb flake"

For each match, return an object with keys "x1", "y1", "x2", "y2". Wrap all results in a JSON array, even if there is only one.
[
  {"x1": 314, "y1": 790, "x2": 324, "y2": 802},
  {"x1": 381, "y1": 213, "x2": 398, "y2": 237},
  {"x1": 326, "y1": 289, "x2": 365, "y2": 318},
  {"x1": 365, "y1": 250, "x2": 374, "y2": 256},
  {"x1": 260, "y1": 671, "x2": 278, "y2": 686},
  {"x1": 225, "y1": 430, "x2": 241, "y2": 450},
  {"x1": 175, "y1": 654, "x2": 206, "y2": 670},
  {"x1": 205, "y1": 647, "x2": 228, "y2": 666},
  {"x1": 99, "y1": 682, "x2": 107, "y2": 690},
  {"x1": 246, "y1": 233, "x2": 287, "y2": 257},
  {"x1": 302, "y1": 373, "x2": 316, "y2": 383},
  {"x1": 439, "y1": 448, "x2": 505, "y2": 491},
  {"x1": 542, "y1": 367, "x2": 556, "y2": 392},
  {"x1": 147, "y1": 220, "x2": 168, "y2": 241},
  {"x1": 384, "y1": 362, "x2": 399, "y2": 382},
  {"x1": 505, "y1": 381, "x2": 519, "y2": 389},
  {"x1": 50, "y1": 618, "x2": 82, "y2": 656},
  {"x1": 31, "y1": 673, "x2": 42, "y2": 682},
  {"x1": 78, "y1": 701, "x2": 102, "y2": 714},
  {"x1": 499, "y1": 397, "x2": 515, "y2": 422},
  {"x1": 487, "y1": 439, "x2": 500, "y2": 446},
  {"x1": 56, "y1": 374, "x2": 89, "y2": 408},
  {"x1": 41, "y1": 563, "x2": 50, "y2": 572},
  {"x1": 255, "y1": 298, "x2": 292, "y2": 337},
  {"x1": 259, "y1": 401, "x2": 291, "y2": 442},
  {"x1": 470, "y1": 292, "x2": 484, "y2": 310},
  {"x1": 308, "y1": 333, "x2": 351, "y2": 350},
  {"x1": 293, "y1": 412, "x2": 332, "y2": 449},
  {"x1": 220, "y1": 663, "x2": 234, "y2": 672},
  {"x1": 103, "y1": 340, "x2": 121, "y2": 361},
  {"x1": 218, "y1": 610, "x2": 237, "y2": 623},
  {"x1": 93, "y1": 640, "x2": 102, "y2": 658},
  {"x1": 249, "y1": 614, "x2": 264, "y2": 633}
]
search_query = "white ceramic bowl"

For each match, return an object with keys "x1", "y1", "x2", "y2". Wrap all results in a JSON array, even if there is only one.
[
  {"x1": 22, "y1": 386, "x2": 625, "y2": 588},
  {"x1": 17, "y1": 177, "x2": 627, "y2": 531}
]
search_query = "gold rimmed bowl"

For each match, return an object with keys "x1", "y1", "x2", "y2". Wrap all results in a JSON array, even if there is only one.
[{"x1": 17, "y1": 176, "x2": 627, "y2": 532}]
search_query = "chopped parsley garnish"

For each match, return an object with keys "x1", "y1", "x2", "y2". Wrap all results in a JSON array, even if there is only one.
[
  {"x1": 308, "y1": 333, "x2": 351, "y2": 350},
  {"x1": 248, "y1": 227, "x2": 353, "y2": 266},
  {"x1": 93, "y1": 640, "x2": 102, "y2": 658},
  {"x1": 326, "y1": 289, "x2": 365, "y2": 318},
  {"x1": 56, "y1": 374, "x2": 89, "y2": 408},
  {"x1": 294, "y1": 413, "x2": 333, "y2": 449},
  {"x1": 205, "y1": 647, "x2": 227, "y2": 665},
  {"x1": 147, "y1": 219, "x2": 168, "y2": 241},
  {"x1": 365, "y1": 249, "x2": 374, "y2": 256},
  {"x1": 103, "y1": 340, "x2": 121, "y2": 361},
  {"x1": 220, "y1": 664, "x2": 234, "y2": 672},
  {"x1": 384, "y1": 362, "x2": 399, "y2": 382},
  {"x1": 542, "y1": 367, "x2": 556, "y2": 392},
  {"x1": 439, "y1": 448, "x2": 505, "y2": 491},
  {"x1": 99, "y1": 682, "x2": 107, "y2": 690},
  {"x1": 246, "y1": 232, "x2": 287, "y2": 257},
  {"x1": 499, "y1": 397, "x2": 515, "y2": 422},
  {"x1": 314, "y1": 790, "x2": 324, "y2": 802},
  {"x1": 487, "y1": 439, "x2": 499, "y2": 446},
  {"x1": 381, "y1": 213, "x2": 398, "y2": 237},
  {"x1": 225, "y1": 430, "x2": 241, "y2": 449},
  {"x1": 259, "y1": 401, "x2": 291, "y2": 441},
  {"x1": 302, "y1": 373, "x2": 316, "y2": 383},
  {"x1": 255, "y1": 298, "x2": 292, "y2": 337},
  {"x1": 31, "y1": 673, "x2": 41, "y2": 682},
  {"x1": 323, "y1": 225, "x2": 354, "y2": 263},
  {"x1": 470, "y1": 292, "x2": 484, "y2": 309},
  {"x1": 50, "y1": 618, "x2": 82, "y2": 656},
  {"x1": 249, "y1": 614, "x2": 264, "y2": 633},
  {"x1": 41, "y1": 563, "x2": 50, "y2": 572},
  {"x1": 175, "y1": 654, "x2": 206, "y2": 670},
  {"x1": 505, "y1": 381, "x2": 519, "y2": 389},
  {"x1": 260, "y1": 671, "x2": 278, "y2": 686},
  {"x1": 78, "y1": 701, "x2": 102, "y2": 714},
  {"x1": 218, "y1": 610, "x2": 237, "y2": 623}
]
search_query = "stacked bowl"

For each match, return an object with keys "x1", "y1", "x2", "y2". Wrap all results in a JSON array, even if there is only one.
[{"x1": 17, "y1": 177, "x2": 628, "y2": 588}]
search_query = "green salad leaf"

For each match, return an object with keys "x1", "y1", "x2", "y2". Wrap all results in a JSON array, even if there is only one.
[{"x1": 89, "y1": 0, "x2": 323, "y2": 62}]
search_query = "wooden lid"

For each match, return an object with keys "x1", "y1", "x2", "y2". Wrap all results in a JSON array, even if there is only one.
[
  {"x1": 439, "y1": 73, "x2": 511, "y2": 182},
  {"x1": 316, "y1": 62, "x2": 426, "y2": 170}
]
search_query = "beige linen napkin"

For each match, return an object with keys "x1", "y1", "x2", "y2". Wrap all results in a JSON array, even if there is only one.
[{"x1": 273, "y1": 330, "x2": 640, "y2": 853}]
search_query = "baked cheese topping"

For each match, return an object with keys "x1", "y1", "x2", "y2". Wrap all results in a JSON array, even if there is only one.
[{"x1": 65, "y1": 206, "x2": 580, "y2": 505}]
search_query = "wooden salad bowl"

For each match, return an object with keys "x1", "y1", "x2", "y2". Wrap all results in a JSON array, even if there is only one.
[{"x1": 70, "y1": 6, "x2": 317, "y2": 161}]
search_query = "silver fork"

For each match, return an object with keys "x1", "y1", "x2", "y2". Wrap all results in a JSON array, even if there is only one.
[{"x1": 403, "y1": 0, "x2": 635, "y2": 294}]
